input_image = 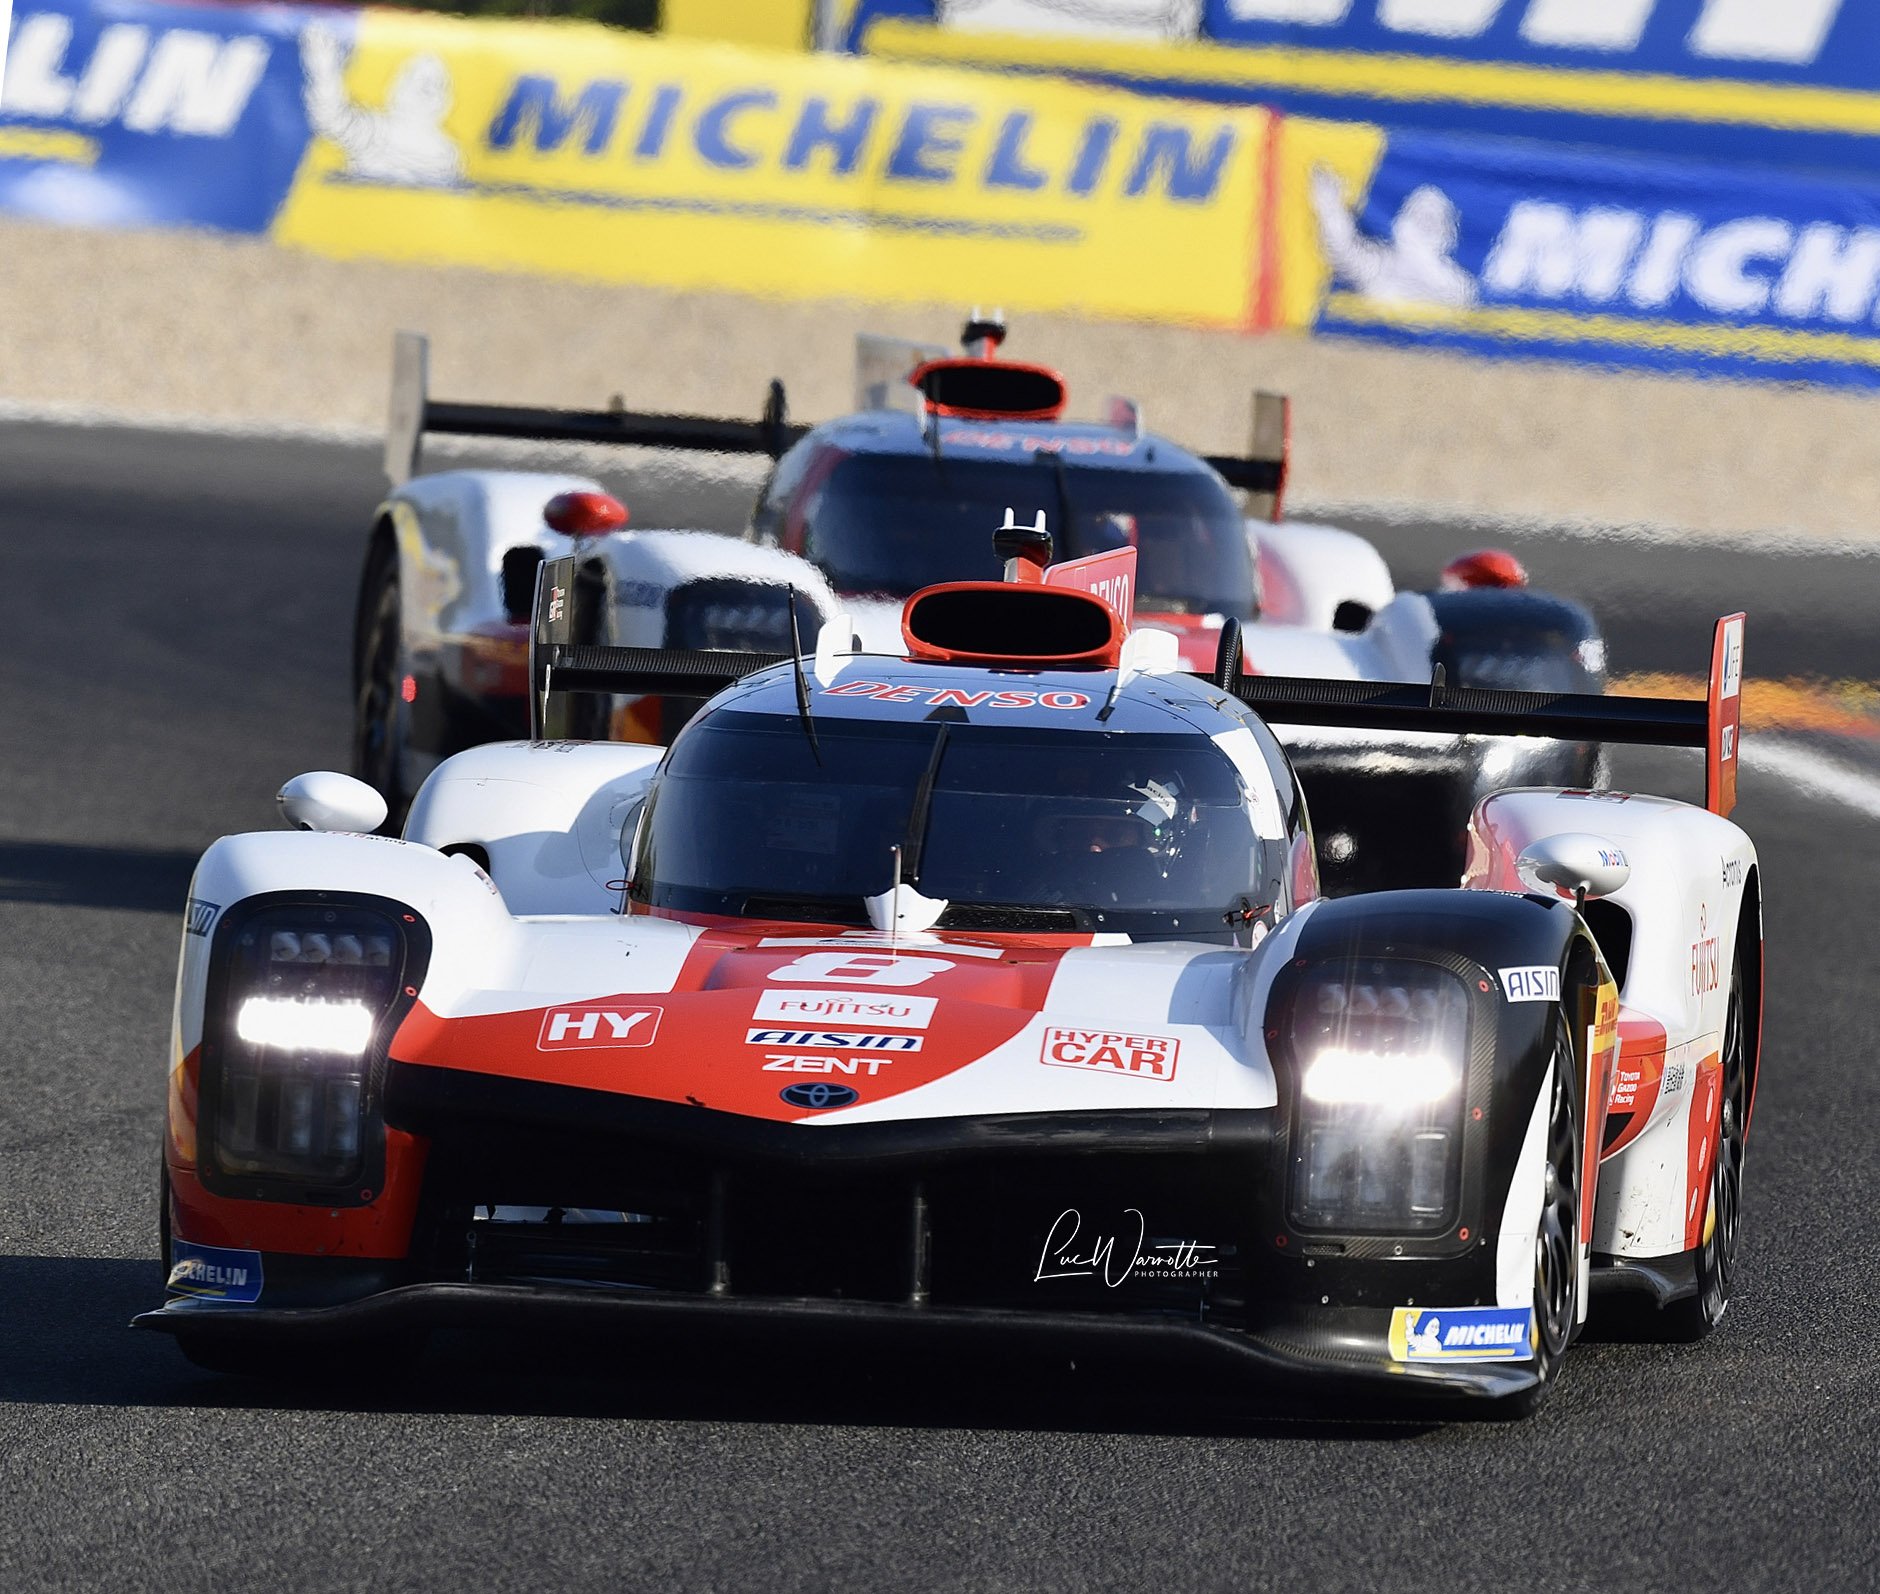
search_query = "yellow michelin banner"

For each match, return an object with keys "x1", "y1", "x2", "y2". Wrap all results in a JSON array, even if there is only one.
[{"x1": 274, "y1": 11, "x2": 1274, "y2": 327}]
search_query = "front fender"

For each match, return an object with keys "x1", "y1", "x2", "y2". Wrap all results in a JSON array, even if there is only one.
[{"x1": 1257, "y1": 888, "x2": 1608, "y2": 1318}]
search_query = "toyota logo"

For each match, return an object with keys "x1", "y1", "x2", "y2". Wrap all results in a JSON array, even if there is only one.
[{"x1": 780, "y1": 1081, "x2": 859, "y2": 1110}]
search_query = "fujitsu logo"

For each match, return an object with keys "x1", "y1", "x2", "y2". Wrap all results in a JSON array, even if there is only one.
[{"x1": 537, "y1": 1004, "x2": 663, "y2": 1050}]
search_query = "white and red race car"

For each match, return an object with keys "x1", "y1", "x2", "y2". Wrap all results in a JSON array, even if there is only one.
[
  {"x1": 147, "y1": 534, "x2": 1755, "y2": 1415},
  {"x1": 356, "y1": 318, "x2": 1604, "y2": 886}
]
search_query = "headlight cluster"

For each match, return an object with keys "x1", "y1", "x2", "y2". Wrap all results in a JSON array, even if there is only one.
[
  {"x1": 207, "y1": 906, "x2": 407, "y2": 1194},
  {"x1": 1288, "y1": 961, "x2": 1470, "y2": 1236}
]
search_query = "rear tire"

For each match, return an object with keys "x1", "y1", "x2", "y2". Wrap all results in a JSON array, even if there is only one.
[
  {"x1": 1657, "y1": 962, "x2": 1748, "y2": 1341},
  {"x1": 352, "y1": 543, "x2": 407, "y2": 829}
]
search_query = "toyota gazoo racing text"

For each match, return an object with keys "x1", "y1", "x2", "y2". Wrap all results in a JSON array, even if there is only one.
[
  {"x1": 355, "y1": 312, "x2": 1605, "y2": 888},
  {"x1": 160, "y1": 532, "x2": 1757, "y2": 1415}
]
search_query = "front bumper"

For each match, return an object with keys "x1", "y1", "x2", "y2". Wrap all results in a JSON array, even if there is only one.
[{"x1": 133, "y1": 1280, "x2": 1539, "y2": 1408}]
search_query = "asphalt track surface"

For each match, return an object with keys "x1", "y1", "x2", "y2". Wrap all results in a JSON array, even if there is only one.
[{"x1": 3, "y1": 418, "x2": 1879, "y2": 1592}]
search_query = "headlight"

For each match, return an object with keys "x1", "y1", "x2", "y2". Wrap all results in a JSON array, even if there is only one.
[
  {"x1": 204, "y1": 904, "x2": 412, "y2": 1196},
  {"x1": 1287, "y1": 962, "x2": 1470, "y2": 1236}
]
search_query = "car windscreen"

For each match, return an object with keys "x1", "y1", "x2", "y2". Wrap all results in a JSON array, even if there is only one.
[
  {"x1": 801, "y1": 453, "x2": 1256, "y2": 618},
  {"x1": 629, "y1": 711, "x2": 1282, "y2": 938}
]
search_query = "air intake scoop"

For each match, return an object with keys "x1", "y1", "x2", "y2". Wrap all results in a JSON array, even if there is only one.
[
  {"x1": 909, "y1": 358, "x2": 1067, "y2": 421},
  {"x1": 900, "y1": 582, "x2": 1124, "y2": 669}
]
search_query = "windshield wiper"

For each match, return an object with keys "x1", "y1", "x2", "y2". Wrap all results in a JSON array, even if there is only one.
[{"x1": 899, "y1": 724, "x2": 950, "y2": 884}]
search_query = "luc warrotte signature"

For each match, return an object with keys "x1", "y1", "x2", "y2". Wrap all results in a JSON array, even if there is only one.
[{"x1": 1033, "y1": 1208, "x2": 1219, "y2": 1287}]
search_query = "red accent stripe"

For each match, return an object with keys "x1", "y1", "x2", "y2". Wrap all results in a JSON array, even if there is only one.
[{"x1": 1250, "y1": 109, "x2": 1283, "y2": 335}]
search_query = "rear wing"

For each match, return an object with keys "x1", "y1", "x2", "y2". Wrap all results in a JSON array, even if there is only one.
[
  {"x1": 528, "y1": 554, "x2": 1747, "y2": 819},
  {"x1": 1203, "y1": 391, "x2": 1291, "y2": 524},
  {"x1": 1211, "y1": 612, "x2": 1747, "y2": 818},
  {"x1": 385, "y1": 331, "x2": 809, "y2": 486}
]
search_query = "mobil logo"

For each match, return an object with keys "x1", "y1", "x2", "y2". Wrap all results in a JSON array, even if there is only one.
[
  {"x1": 1040, "y1": 1027, "x2": 1180, "y2": 1080},
  {"x1": 537, "y1": 1003, "x2": 664, "y2": 1049}
]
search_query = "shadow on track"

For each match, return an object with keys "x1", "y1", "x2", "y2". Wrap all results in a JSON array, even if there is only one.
[
  {"x1": 0, "y1": 840, "x2": 199, "y2": 914},
  {"x1": 0, "y1": 1255, "x2": 1438, "y2": 1440}
]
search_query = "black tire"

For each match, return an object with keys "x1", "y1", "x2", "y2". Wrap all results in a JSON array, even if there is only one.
[
  {"x1": 1657, "y1": 960, "x2": 1749, "y2": 1341},
  {"x1": 1506, "y1": 1014, "x2": 1581, "y2": 1418},
  {"x1": 352, "y1": 542, "x2": 407, "y2": 829}
]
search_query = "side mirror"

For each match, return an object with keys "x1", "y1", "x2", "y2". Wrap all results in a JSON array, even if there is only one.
[
  {"x1": 277, "y1": 772, "x2": 389, "y2": 835},
  {"x1": 1517, "y1": 832, "x2": 1630, "y2": 902}
]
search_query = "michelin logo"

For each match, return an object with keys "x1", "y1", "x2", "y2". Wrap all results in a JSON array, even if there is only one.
[
  {"x1": 1312, "y1": 166, "x2": 1475, "y2": 311},
  {"x1": 1391, "y1": 1305, "x2": 1534, "y2": 1362},
  {"x1": 301, "y1": 23, "x2": 464, "y2": 188},
  {"x1": 167, "y1": 1240, "x2": 264, "y2": 1305},
  {"x1": 1320, "y1": 165, "x2": 1880, "y2": 335}
]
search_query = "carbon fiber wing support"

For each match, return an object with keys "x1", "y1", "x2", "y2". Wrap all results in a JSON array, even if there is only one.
[
  {"x1": 527, "y1": 554, "x2": 786, "y2": 739},
  {"x1": 385, "y1": 330, "x2": 809, "y2": 486}
]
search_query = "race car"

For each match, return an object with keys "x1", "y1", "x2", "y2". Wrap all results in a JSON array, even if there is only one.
[
  {"x1": 355, "y1": 317, "x2": 1604, "y2": 887},
  {"x1": 144, "y1": 531, "x2": 1758, "y2": 1416}
]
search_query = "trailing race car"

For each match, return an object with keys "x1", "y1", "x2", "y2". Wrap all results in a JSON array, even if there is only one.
[
  {"x1": 355, "y1": 317, "x2": 1604, "y2": 888},
  {"x1": 147, "y1": 533, "x2": 1757, "y2": 1416}
]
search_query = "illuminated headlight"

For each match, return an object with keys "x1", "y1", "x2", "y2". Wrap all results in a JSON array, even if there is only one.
[
  {"x1": 235, "y1": 996, "x2": 375, "y2": 1056},
  {"x1": 208, "y1": 906, "x2": 408, "y2": 1192},
  {"x1": 1302, "y1": 1048, "x2": 1459, "y2": 1107},
  {"x1": 1287, "y1": 963, "x2": 1470, "y2": 1236}
]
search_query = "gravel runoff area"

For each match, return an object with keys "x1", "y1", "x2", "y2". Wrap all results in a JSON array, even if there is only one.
[{"x1": 9, "y1": 213, "x2": 1879, "y2": 541}]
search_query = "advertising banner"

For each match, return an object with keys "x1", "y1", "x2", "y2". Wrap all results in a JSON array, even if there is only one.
[
  {"x1": 0, "y1": 0, "x2": 333, "y2": 231},
  {"x1": 847, "y1": 1, "x2": 1880, "y2": 176},
  {"x1": 1278, "y1": 115, "x2": 1880, "y2": 387},
  {"x1": 0, "y1": 1, "x2": 1273, "y2": 327},
  {"x1": 272, "y1": 11, "x2": 1273, "y2": 325}
]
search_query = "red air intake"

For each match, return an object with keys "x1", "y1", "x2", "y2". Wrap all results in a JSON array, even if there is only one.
[
  {"x1": 901, "y1": 582, "x2": 1124, "y2": 669},
  {"x1": 544, "y1": 491, "x2": 629, "y2": 538}
]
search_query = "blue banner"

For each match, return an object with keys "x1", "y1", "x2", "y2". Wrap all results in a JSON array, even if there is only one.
[
  {"x1": 846, "y1": 1, "x2": 1880, "y2": 175},
  {"x1": 1305, "y1": 127, "x2": 1880, "y2": 387},
  {"x1": 0, "y1": 0, "x2": 338, "y2": 232}
]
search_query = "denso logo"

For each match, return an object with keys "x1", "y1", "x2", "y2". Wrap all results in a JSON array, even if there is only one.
[
  {"x1": 4, "y1": 15, "x2": 271, "y2": 136},
  {"x1": 1040, "y1": 1027, "x2": 1180, "y2": 1080},
  {"x1": 537, "y1": 1004, "x2": 663, "y2": 1050},
  {"x1": 1220, "y1": 1, "x2": 1842, "y2": 69}
]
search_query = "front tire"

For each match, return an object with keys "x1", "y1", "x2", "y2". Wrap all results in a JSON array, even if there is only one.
[{"x1": 1506, "y1": 1017, "x2": 1581, "y2": 1418}]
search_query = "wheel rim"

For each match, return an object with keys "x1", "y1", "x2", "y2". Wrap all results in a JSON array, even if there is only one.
[
  {"x1": 353, "y1": 577, "x2": 401, "y2": 801},
  {"x1": 1534, "y1": 1051, "x2": 1579, "y2": 1360},
  {"x1": 1706, "y1": 971, "x2": 1748, "y2": 1297}
]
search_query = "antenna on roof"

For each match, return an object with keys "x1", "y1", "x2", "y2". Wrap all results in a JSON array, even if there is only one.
[
  {"x1": 786, "y1": 588, "x2": 821, "y2": 766},
  {"x1": 961, "y1": 306, "x2": 1007, "y2": 359}
]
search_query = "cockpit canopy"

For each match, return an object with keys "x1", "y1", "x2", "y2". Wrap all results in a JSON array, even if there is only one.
[{"x1": 627, "y1": 704, "x2": 1298, "y2": 940}]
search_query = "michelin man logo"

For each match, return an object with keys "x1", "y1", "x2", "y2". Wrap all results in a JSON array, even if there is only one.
[
  {"x1": 1310, "y1": 166, "x2": 1478, "y2": 311},
  {"x1": 301, "y1": 23, "x2": 464, "y2": 188}
]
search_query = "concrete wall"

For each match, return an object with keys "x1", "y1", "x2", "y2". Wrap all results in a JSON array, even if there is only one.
[{"x1": 8, "y1": 215, "x2": 1876, "y2": 539}]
